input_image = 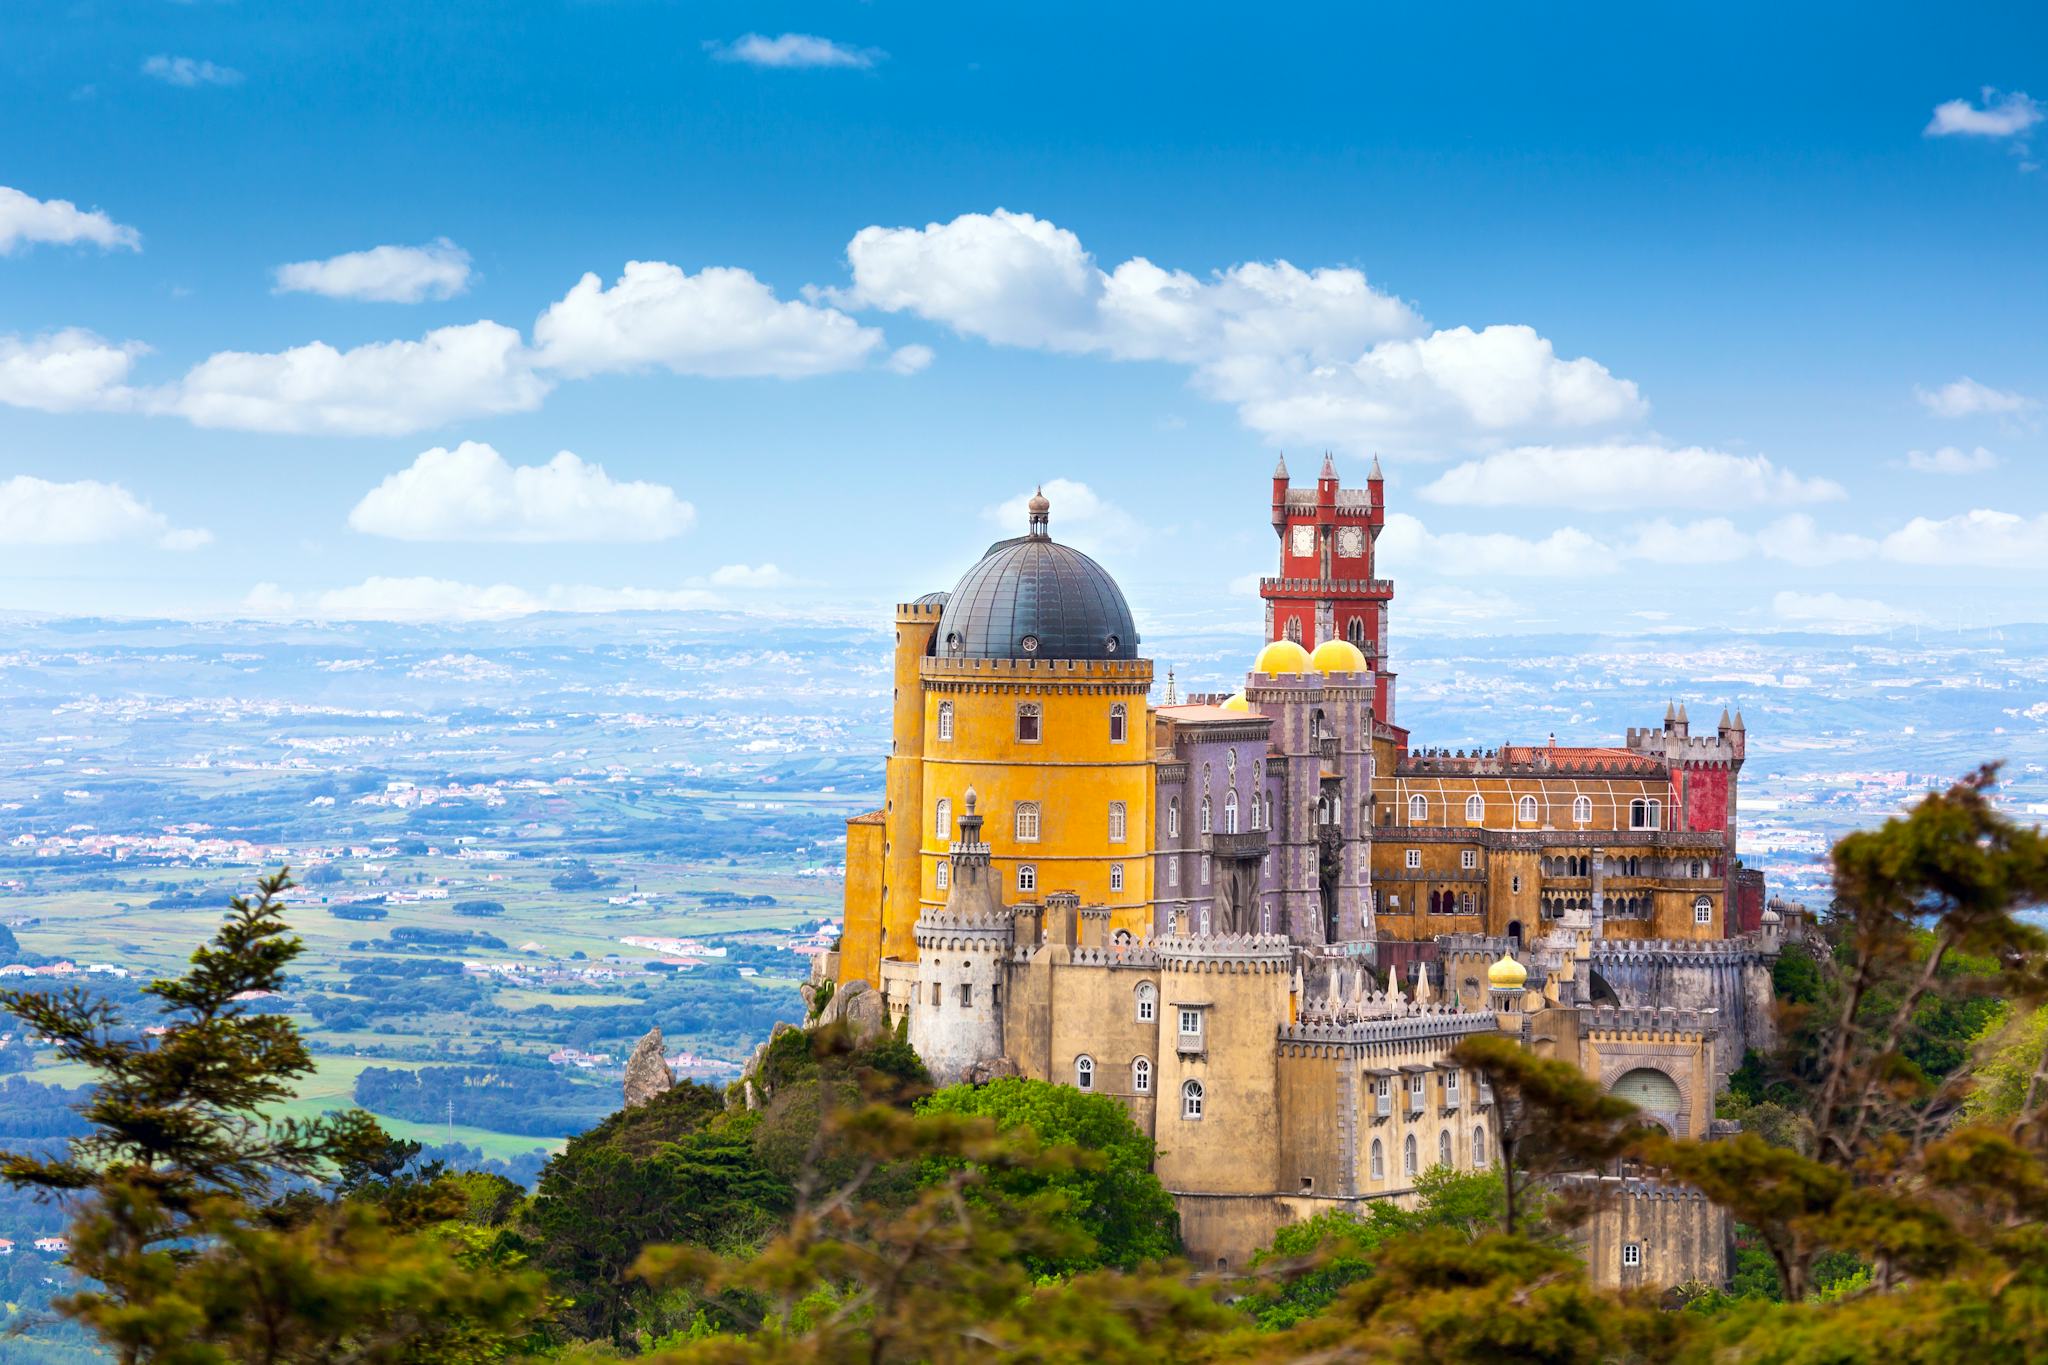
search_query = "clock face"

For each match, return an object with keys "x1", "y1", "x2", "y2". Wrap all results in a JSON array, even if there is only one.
[
  {"x1": 1290, "y1": 525, "x2": 1316, "y2": 558},
  {"x1": 1336, "y1": 526, "x2": 1365, "y2": 558}
]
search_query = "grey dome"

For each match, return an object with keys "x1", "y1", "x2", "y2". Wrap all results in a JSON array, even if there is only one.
[{"x1": 936, "y1": 501, "x2": 1137, "y2": 662}]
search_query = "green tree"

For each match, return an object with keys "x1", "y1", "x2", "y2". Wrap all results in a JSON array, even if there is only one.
[{"x1": 916, "y1": 1077, "x2": 1180, "y2": 1274}]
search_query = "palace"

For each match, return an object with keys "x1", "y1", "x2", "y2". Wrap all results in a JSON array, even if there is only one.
[{"x1": 828, "y1": 459, "x2": 1789, "y2": 1283}]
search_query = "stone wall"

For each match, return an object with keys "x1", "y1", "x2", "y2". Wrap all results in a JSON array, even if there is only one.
[
  {"x1": 1565, "y1": 1175, "x2": 1731, "y2": 1290},
  {"x1": 1588, "y1": 939, "x2": 1776, "y2": 1085}
]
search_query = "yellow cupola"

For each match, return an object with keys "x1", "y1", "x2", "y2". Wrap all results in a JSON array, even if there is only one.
[
  {"x1": 1309, "y1": 637, "x2": 1369, "y2": 674},
  {"x1": 1487, "y1": 952, "x2": 1528, "y2": 991},
  {"x1": 1252, "y1": 638, "x2": 1314, "y2": 676},
  {"x1": 1219, "y1": 691, "x2": 1251, "y2": 713}
]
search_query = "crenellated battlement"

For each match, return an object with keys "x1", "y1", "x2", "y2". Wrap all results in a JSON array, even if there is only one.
[
  {"x1": 1580, "y1": 1004, "x2": 1718, "y2": 1037},
  {"x1": 1279, "y1": 1009, "x2": 1498, "y2": 1051},
  {"x1": 1157, "y1": 933, "x2": 1295, "y2": 971}
]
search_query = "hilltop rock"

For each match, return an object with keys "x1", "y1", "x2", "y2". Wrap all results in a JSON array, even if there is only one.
[
  {"x1": 817, "y1": 978, "x2": 886, "y2": 1046},
  {"x1": 622, "y1": 1028, "x2": 674, "y2": 1108}
]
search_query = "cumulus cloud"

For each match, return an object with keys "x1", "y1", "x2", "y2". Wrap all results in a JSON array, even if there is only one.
[
  {"x1": 1757, "y1": 514, "x2": 1878, "y2": 567},
  {"x1": 1620, "y1": 517, "x2": 1752, "y2": 564},
  {"x1": 532, "y1": 261, "x2": 888, "y2": 379},
  {"x1": 142, "y1": 55, "x2": 242, "y2": 87},
  {"x1": 834, "y1": 208, "x2": 1635, "y2": 452},
  {"x1": 1772, "y1": 590, "x2": 1924, "y2": 632},
  {"x1": 1376, "y1": 511, "x2": 1614, "y2": 578},
  {"x1": 163, "y1": 320, "x2": 547, "y2": 435},
  {"x1": 1418, "y1": 443, "x2": 1841, "y2": 509},
  {"x1": 1904, "y1": 445, "x2": 1999, "y2": 475},
  {"x1": 1915, "y1": 376, "x2": 2036, "y2": 418},
  {"x1": 706, "y1": 33, "x2": 882, "y2": 68},
  {"x1": 0, "y1": 475, "x2": 207, "y2": 549},
  {"x1": 308, "y1": 576, "x2": 722, "y2": 621},
  {"x1": 1880, "y1": 509, "x2": 2048, "y2": 569},
  {"x1": 241, "y1": 582, "x2": 295, "y2": 615},
  {"x1": 0, "y1": 330, "x2": 146, "y2": 413},
  {"x1": 348, "y1": 443, "x2": 695, "y2": 542},
  {"x1": 985, "y1": 477, "x2": 1143, "y2": 542},
  {"x1": 706, "y1": 563, "x2": 794, "y2": 588},
  {"x1": 1926, "y1": 88, "x2": 2043, "y2": 138},
  {"x1": 274, "y1": 239, "x2": 473, "y2": 303},
  {"x1": 0, "y1": 185, "x2": 140, "y2": 255}
]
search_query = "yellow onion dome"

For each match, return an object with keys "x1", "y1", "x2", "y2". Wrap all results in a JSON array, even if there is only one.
[
  {"x1": 1310, "y1": 637, "x2": 1369, "y2": 675},
  {"x1": 1252, "y1": 638, "x2": 1314, "y2": 676},
  {"x1": 1487, "y1": 952, "x2": 1528, "y2": 990},
  {"x1": 1219, "y1": 691, "x2": 1251, "y2": 713}
]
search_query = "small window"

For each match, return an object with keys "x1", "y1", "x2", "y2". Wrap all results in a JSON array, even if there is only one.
[
  {"x1": 1075, "y1": 1055, "x2": 1094, "y2": 1091},
  {"x1": 1201, "y1": 855, "x2": 1211, "y2": 885},
  {"x1": 937, "y1": 701, "x2": 954, "y2": 742},
  {"x1": 1168, "y1": 798, "x2": 1180, "y2": 838},
  {"x1": 1695, "y1": 896, "x2": 1713, "y2": 925},
  {"x1": 1136, "y1": 983, "x2": 1157, "y2": 1022},
  {"x1": 1445, "y1": 1070, "x2": 1460, "y2": 1097},
  {"x1": 1168, "y1": 860, "x2": 1180, "y2": 888},
  {"x1": 1465, "y1": 794, "x2": 1484, "y2": 822},
  {"x1": 935, "y1": 797, "x2": 951, "y2": 841},
  {"x1": 1511, "y1": 875, "x2": 1523, "y2": 895},
  {"x1": 1225, "y1": 789, "x2": 1240, "y2": 834},
  {"x1": 1572, "y1": 794, "x2": 1591, "y2": 824},
  {"x1": 1439, "y1": 1130, "x2": 1452, "y2": 1167},
  {"x1": 1474, "y1": 1124, "x2": 1486, "y2": 1165},
  {"x1": 1017, "y1": 864, "x2": 1036, "y2": 893},
  {"x1": 1461, "y1": 849, "x2": 1477, "y2": 870},
  {"x1": 1631, "y1": 798, "x2": 1661, "y2": 831},
  {"x1": 930, "y1": 982, "x2": 942, "y2": 1006},
  {"x1": 1518, "y1": 795, "x2": 1538, "y2": 822},
  {"x1": 1200, "y1": 796, "x2": 1212, "y2": 834},
  {"x1": 1690, "y1": 860, "x2": 1703, "y2": 879},
  {"x1": 1409, "y1": 794, "x2": 1428, "y2": 823},
  {"x1": 1405, "y1": 849, "x2": 1421, "y2": 870},
  {"x1": 1110, "y1": 862, "x2": 1125, "y2": 893},
  {"x1": 959, "y1": 982, "x2": 972, "y2": 1007},
  {"x1": 1182, "y1": 1079, "x2": 1204, "y2": 1120},
  {"x1": 1015, "y1": 802, "x2": 1040, "y2": 842},
  {"x1": 1179, "y1": 1008, "x2": 1202, "y2": 1037},
  {"x1": 1409, "y1": 1074, "x2": 1426, "y2": 1097},
  {"x1": 1109, "y1": 703, "x2": 1127, "y2": 743},
  {"x1": 1460, "y1": 891, "x2": 1474, "y2": 913},
  {"x1": 1250, "y1": 792, "x2": 1263, "y2": 829},
  {"x1": 1109, "y1": 801, "x2": 1127, "y2": 843},
  {"x1": 1403, "y1": 1134, "x2": 1418, "y2": 1177},
  {"x1": 936, "y1": 862, "x2": 949, "y2": 891},
  {"x1": 1369, "y1": 1138, "x2": 1385, "y2": 1180},
  {"x1": 1133, "y1": 1056, "x2": 1152, "y2": 1093},
  {"x1": 1622, "y1": 1242, "x2": 1642, "y2": 1269},
  {"x1": 1016, "y1": 703, "x2": 1041, "y2": 743}
]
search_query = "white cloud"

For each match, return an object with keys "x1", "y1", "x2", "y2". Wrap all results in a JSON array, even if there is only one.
[
  {"x1": 348, "y1": 443, "x2": 695, "y2": 542},
  {"x1": 706, "y1": 33, "x2": 883, "y2": 69},
  {"x1": 1904, "y1": 445, "x2": 1999, "y2": 475},
  {"x1": 163, "y1": 320, "x2": 547, "y2": 435},
  {"x1": 835, "y1": 208, "x2": 1633, "y2": 452},
  {"x1": 532, "y1": 261, "x2": 887, "y2": 379},
  {"x1": 706, "y1": 563, "x2": 793, "y2": 589},
  {"x1": 1757, "y1": 514, "x2": 1877, "y2": 567},
  {"x1": 309, "y1": 576, "x2": 722, "y2": 620},
  {"x1": 1376, "y1": 511, "x2": 1614, "y2": 577},
  {"x1": 1418, "y1": 442, "x2": 1841, "y2": 509},
  {"x1": 1404, "y1": 585, "x2": 1523, "y2": 629},
  {"x1": 241, "y1": 582, "x2": 294, "y2": 615},
  {"x1": 273, "y1": 239, "x2": 473, "y2": 303},
  {"x1": 142, "y1": 55, "x2": 242, "y2": 87},
  {"x1": 985, "y1": 477, "x2": 1142, "y2": 542},
  {"x1": 1621, "y1": 517, "x2": 1752, "y2": 564},
  {"x1": 0, "y1": 330, "x2": 145, "y2": 413},
  {"x1": 0, "y1": 185, "x2": 140, "y2": 255},
  {"x1": 0, "y1": 475, "x2": 206, "y2": 549},
  {"x1": 1772, "y1": 590, "x2": 1923, "y2": 633},
  {"x1": 1880, "y1": 509, "x2": 2048, "y2": 569},
  {"x1": 1926, "y1": 88, "x2": 2043, "y2": 138},
  {"x1": 1914, "y1": 376, "x2": 2036, "y2": 418},
  {"x1": 886, "y1": 344, "x2": 934, "y2": 375}
]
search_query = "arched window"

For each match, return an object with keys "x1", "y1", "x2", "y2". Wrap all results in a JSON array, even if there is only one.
[
  {"x1": 1572, "y1": 795, "x2": 1591, "y2": 824},
  {"x1": 1109, "y1": 703, "x2": 1127, "y2": 744},
  {"x1": 1403, "y1": 1133, "x2": 1418, "y2": 1177},
  {"x1": 1200, "y1": 796, "x2": 1212, "y2": 834},
  {"x1": 1439, "y1": 1130, "x2": 1452, "y2": 1168},
  {"x1": 1465, "y1": 794, "x2": 1484, "y2": 822},
  {"x1": 1695, "y1": 896, "x2": 1713, "y2": 925},
  {"x1": 936, "y1": 701, "x2": 954, "y2": 741},
  {"x1": 1631, "y1": 798, "x2": 1660, "y2": 830},
  {"x1": 1016, "y1": 864, "x2": 1036, "y2": 893},
  {"x1": 934, "y1": 798, "x2": 951, "y2": 841},
  {"x1": 1370, "y1": 1138, "x2": 1385, "y2": 1181},
  {"x1": 1109, "y1": 862, "x2": 1124, "y2": 893},
  {"x1": 1689, "y1": 860, "x2": 1703, "y2": 879},
  {"x1": 1408, "y1": 794, "x2": 1428, "y2": 824},
  {"x1": 1347, "y1": 617, "x2": 1365, "y2": 645},
  {"x1": 1224, "y1": 790, "x2": 1240, "y2": 834},
  {"x1": 1518, "y1": 795, "x2": 1538, "y2": 822},
  {"x1": 1284, "y1": 618, "x2": 1302, "y2": 643},
  {"x1": 1075, "y1": 1056, "x2": 1094, "y2": 1090},
  {"x1": 1135, "y1": 983, "x2": 1156, "y2": 1022},
  {"x1": 1133, "y1": 1057, "x2": 1152, "y2": 1093},
  {"x1": 936, "y1": 862, "x2": 949, "y2": 891},
  {"x1": 1108, "y1": 801, "x2": 1127, "y2": 843},
  {"x1": 1250, "y1": 792, "x2": 1263, "y2": 829},
  {"x1": 1474, "y1": 1125, "x2": 1487, "y2": 1165},
  {"x1": 1168, "y1": 798, "x2": 1180, "y2": 838},
  {"x1": 1016, "y1": 702, "x2": 1041, "y2": 743},
  {"x1": 1182, "y1": 1079, "x2": 1205, "y2": 1120},
  {"x1": 1015, "y1": 802, "x2": 1040, "y2": 842}
]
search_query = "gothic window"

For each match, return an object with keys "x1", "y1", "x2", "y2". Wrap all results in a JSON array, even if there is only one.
[
  {"x1": 1110, "y1": 863, "x2": 1125, "y2": 893},
  {"x1": 1695, "y1": 896, "x2": 1713, "y2": 925},
  {"x1": 1347, "y1": 617, "x2": 1365, "y2": 645},
  {"x1": 1015, "y1": 802, "x2": 1040, "y2": 842},
  {"x1": 1439, "y1": 1130, "x2": 1452, "y2": 1168},
  {"x1": 1016, "y1": 864, "x2": 1036, "y2": 893},
  {"x1": 1284, "y1": 618, "x2": 1302, "y2": 644},
  {"x1": 1075, "y1": 1055, "x2": 1094, "y2": 1090},
  {"x1": 1168, "y1": 798, "x2": 1180, "y2": 838},
  {"x1": 1200, "y1": 796, "x2": 1212, "y2": 834},
  {"x1": 936, "y1": 862, "x2": 949, "y2": 891},
  {"x1": 1225, "y1": 790, "x2": 1240, "y2": 833},
  {"x1": 1518, "y1": 795, "x2": 1539, "y2": 822},
  {"x1": 1573, "y1": 795, "x2": 1591, "y2": 824},
  {"x1": 1133, "y1": 1056, "x2": 1152, "y2": 1093},
  {"x1": 1109, "y1": 801, "x2": 1127, "y2": 843},
  {"x1": 1016, "y1": 703, "x2": 1041, "y2": 744},
  {"x1": 1403, "y1": 1133, "x2": 1418, "y2": 1177},
  {"x1": 1109, "y1": 703, "x2": 1127, "y2": 743},
  {"x1": 936, "y1": 701, "x2": 954, "y2": 742},
  {"x1": 1465, "y1": 794, "x2": 1484, "y2": 822},
  {"x1": 1474, "y1": 1125, "x2": 1487, "y2": 1165},
  {"x1": 1409, "y1": 794, "x2": 1428, "y2": 823},
  {"x1": 1182, "y1": 1079, "x2": 1205, "y2": 1119},
  {"x1": 1370, "y1": 1139, "x2": 1385, "y2": 1181},
  {"x1": 934, "y1": 798, "x2": 951, "y2": 841},
  {"x1": 1201, "y1": 855, "x2": 1211, "y2": 886},
  {"x1": 1250, "y1": 792, "x2": 1263, "y2": 828},
  {"x1": 1136, "y1": 983, "x2": 1157, "y2": 1022},
  {"x1": 1168, "y1": 860, "x2": 1180, "y2": 888}
]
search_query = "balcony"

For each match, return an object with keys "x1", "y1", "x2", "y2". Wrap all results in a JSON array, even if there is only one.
[
  {"x1": 1177, "y1": 1030, "x2": 1206, "y2": 1057},
  {"x1": 1209, "y1": 830, "x2": 1269, "y2": 862}
]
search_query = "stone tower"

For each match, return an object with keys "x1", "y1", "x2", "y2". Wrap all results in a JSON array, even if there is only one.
[{"x1": 908, "y1": 790, "x2": 1011, "y2": 1085}]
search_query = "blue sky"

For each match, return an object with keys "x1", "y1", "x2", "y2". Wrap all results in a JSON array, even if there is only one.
[{"x1": 3, "y1": 1, "x2": 2044, "y2": 637}]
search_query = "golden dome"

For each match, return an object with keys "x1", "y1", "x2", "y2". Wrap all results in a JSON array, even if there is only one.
[
  {"x1": 1252, "y1": 638, "x2": 1314, "y2": 676},
  {"x1": 1487, "y1": 952, "x2": 1528, "y2": 990},
  {"x1": 1219, "y1": 691, "x2": 1251, "y2": 713},
  {"x1": 1310, "y1": 638, "x2": 1369, "y2": 674}
]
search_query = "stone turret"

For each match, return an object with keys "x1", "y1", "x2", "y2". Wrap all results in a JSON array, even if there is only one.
[{"x1": 908, "y1": 790, "x2": 1012, "y2": 1084}]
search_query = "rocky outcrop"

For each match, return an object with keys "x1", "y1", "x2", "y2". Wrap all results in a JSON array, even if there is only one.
[
  {"x1": 622, "y1": 1028, "x2": 674, "y2": 1108},
  {"x1": 966, "y1": 1057, "x2": 1019, "y2": 1085},
  {"x1": 816, "y1": 978, "x2": 887, "y2": 1047}
]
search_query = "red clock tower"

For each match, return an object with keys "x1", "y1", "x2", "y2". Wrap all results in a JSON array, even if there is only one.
[{"x1": 1261, "y1": 453, "x2": 1402, "y2": 738}]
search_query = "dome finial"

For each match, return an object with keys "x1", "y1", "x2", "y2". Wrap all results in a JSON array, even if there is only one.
[{"x1": 1027, "y1": 485, "x2": 1050, "y2": 537}]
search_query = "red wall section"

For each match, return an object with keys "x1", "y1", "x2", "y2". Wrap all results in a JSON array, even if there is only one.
[{"x1": 1676, "y1": 765, "x2": 1730, "y2": 832}]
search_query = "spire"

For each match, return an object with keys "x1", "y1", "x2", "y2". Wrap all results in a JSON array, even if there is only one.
[
  {"x1": 1026, "y1": 486, "x2": 1050, "y2": 538},
  {"x1": 1273, "y1": 453, "x2": 1289, "y2": 479},
  {"x1": 1369, "y1": 453, "x2": 1383, "y2": 481},
  {"x1": 1664, "y1": 699, "x2": 1677, "y2": 723},
  {"x1": 1733, "y1": 709, "x2": 1746, "y2": 730},
  {"x1": 1163, "y1": 668, "x2": 1179, "y2": 706},
  {"x1": 1677, "y1": 702, "x2": 1689, "y2": 724},
  {"x1": 1319, "y1": 451, "x2": 1338, "y2": 481},
  {"x1": 1719, "y1": 707, "x2": 1733, "y2": 730}
]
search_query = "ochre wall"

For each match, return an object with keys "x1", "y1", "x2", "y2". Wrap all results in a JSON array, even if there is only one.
[{"x1": 838, "y1": 815, "x2": 886, "y2": 987}]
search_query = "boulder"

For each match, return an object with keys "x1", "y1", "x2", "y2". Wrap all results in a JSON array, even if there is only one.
[
  {"x1": 818, "y1": 978, "x2": 887, "y2": 1047},
  {"x1": 622, "y1": 1028, "x2": 674, "y2": 1108},
  {"x1": 966, "y1": 1057, "x2": 1019, "y2": 1085}
]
